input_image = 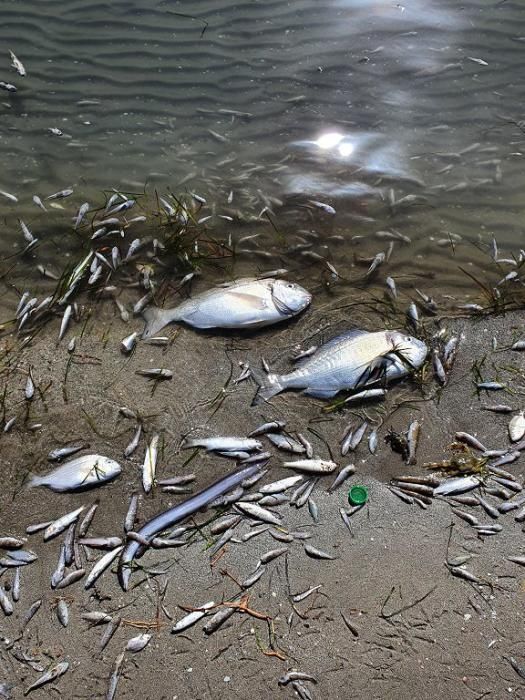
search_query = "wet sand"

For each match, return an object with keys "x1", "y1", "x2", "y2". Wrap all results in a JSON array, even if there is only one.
[{"x1": 1, "y1": 307, "x2": 525, "y2": 699}]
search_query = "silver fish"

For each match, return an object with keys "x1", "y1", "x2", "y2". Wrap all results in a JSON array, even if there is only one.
[
  {"x1": 235, "y1": 502, "x2": 282, "y2": 525},
  {"x1": 57, "y1": 599, "x2": 69, "y2": 627},
  {"x1": 121, "y1": 331, "x2": 138, "y2": 354},
  {"x1": 29, "y1": 455, "x2": 121, "y2": 492},
  {"x1": 84, "y1": 545, "x2": 124, "y2": 588},
  {"x1": 259, "y1": 476, "x2": 303, "y2": 494},
  {"x1": 172, "y1": 601, "x2": 215, "y2": 633},
  {"x1": 74, "y1": 202, "x2": 89, "y2": 229},
  {"x1": 126, "y1": 633, "x2": 152, "y2": 652},
  {"x1": 328, "y1": 464, "x2": 356, "y2": 492},
  {"x1": 184, "y1": 436, "x2": 261, "y2": 452},
  {"x1": 124, "y1": 425, "x2": 142, "y2": 458},
  {"x1": 24, "y1": 661, "x2": 69, "y2": 695},
  {"x1": 44, "y1": 507, "x2": 85, "y2": 541},
  {"x1": 106, "y1": 652, "x2": 125, "y2": 700},
  {"x1": 509, "y1": 412, "x2": 525, "y2": 442},
  {"x1": 255, "y1": 329, "x2": 427, "y2": 401},
  {"x1": 407, "y1": 420, "x2": 421, "y2": 465},
  {"x1": 266, "y1": 433, "x2": 305, "y2": 453},
  {"x1": 142, "y1": 278, "x2": 311, "y2": 338},
  {"x1": 124, "y1": 494, "x2": 139, "y2": 532},
  {"x1": 283, "y1": 459, "x2": 337, "y2": 474},
  {"x1": 434, "y1": 476, "x2": 481, "y2": 496},
  {"x1": 9, "y1": 50, "x2": 26, "y2": 76},
  {"x1": 48, "y1": 444, "x2": 85, "y2": 461},
  {"x1": 142, "y1": 435, "x2": 159, "y2": 493},
  {"x1": 248, "y1": 421, "x2": 286, "y2": 437},
  {"x1": 304, "y1": 544, "x2": 337, "y2": 560}
]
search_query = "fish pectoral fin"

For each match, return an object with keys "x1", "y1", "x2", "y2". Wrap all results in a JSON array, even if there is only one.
[{"x1": 224, "y1": 291, "x2": 270, "y2": 311}]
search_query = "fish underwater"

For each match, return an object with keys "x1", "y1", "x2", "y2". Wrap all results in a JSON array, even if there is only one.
[
  {"x1": 142, "y1": 277, "x2": 311, "y2": 338},
  {"x1": 28, "y1": 454, "x2": 122, "y2": 492},
  {"x1": 254, "y1": 329, "x2": 428, "y2": 402}
]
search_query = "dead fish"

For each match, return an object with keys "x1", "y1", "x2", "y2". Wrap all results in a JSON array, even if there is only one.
[
  {"x1": 328, "y1": 464, "x2": 356, "y2": 492},
  {"x1": 73, "y1": 202, "x2": 89, "y2": 229},
  {"x1": 283, "y1": 459, "x2": 337, "y2": 474},
  {"x1": 0, "y1": 82, "x2": 17, "y2": 92},
  {"x1": 106, "y1": 652, "x2": 125, "y2": 700},
  {"x1": 142, "y1": 278, "x2": 311, "y2": 337},
  {"x1": 172, "y1": 601, "x2": 215, "y2": 633},
  {"x1": 254, "y1": 329, "x2": 427, "y2": 402},
  {"x1": 29, "y1": 455, "x2": 121, "y2": 492},
  {"x1": 203, "y1": 603, "x2": 238, "y2": 635},
  {"x1": 366, "y1": 252, "x2": 385, "y2": 276},
  {"x1": 455, "y1": 432, "x2": 486, "y2": 452},
  {"x1": 304, "y1": 544, "x2": 337, "y2": 560},
  {"x1": 142, "y1": 434, "x2": 159, "y2": 493},
  {"x1": 136, "y1": 368, "x2": 172, "y2": 380},
  {"x1": 407, "y1": 420, "x2": 421, "y2": 465},
  {"x1": 58, "y1": 305, "x2": 72, "y2": 341},
  {"x1": 0, "y1": 189, "x2": 18, "y2": 202},
  {"x1": 248, "y1": 420, "x2": 286, "y2": 437},
  {"x1": 434, "y1": 476, "x2": 481, "y2": 496},
  {"x1": 9, "y1": 50, "x2": 26, "y2": 76},
  {"x1": 47, "y1": 188, "x2": 74, "y2": 200},
  {"x1": 24, "y1": 661, "x2": 69, "y2": 695},
  {"x1": 292, "y1": 585, "x2": 322, "y2": 603},
  {"x1": 121, "y1": 331, "x2": 138, "y2": 354},
  {"x1": 241, "y1": 565, "x2": 266, "y2": 589},
  {"x1": 0, "y1": 536, "x2": 25, "y2": 549},
  {"x1": 259, "y1": 476, "x2": 303, "y2": 494},
  {"x1": 432, "y1": 351, "x2": 447, "y2": 385},
  {"x1": 0, "y1": 587, "x2": 13, "y2": 615},
  {"x1": 509, "y1": 412, "x2": 525, "y2": 442},
  {"x1": 79, "y1": 537, "x2": 123, "y2": 549},
  {"x1": 84, "y1": 545, "x2": 124, "y2": 588},
  {"x1": 266, "y1": 433, "x2": 305, "y2": 453},
  {"x1": 183, "y1": 436, "x2": 261, "y2": 452},
  {"x1": 126, "y1": 633, "x2": 152, "y2": 652},
  {"x1": 368, "y1": 429, "x2": 378, "y2": 454},
  {"x1": 344, "y1": 388, "x2": 386, "y2": 404},
  {"x1": 124, "y1": 425, "x2": 142, "y2": 458},
  {"x1": 44, "y1": 507, "x2": 85, "y2": 541},
  {"x1": 477, "y1": 381, "x2": 506, "y2": 391},
  {"x1": 278, "y1": 671, "x2": 318, "y2": 686},
  {"x1": 57, "y1": 599, "x2": 69, "y2": 627},
  {"x1": 348, "y1": 421, "x2": 368, "y2": 452},
  {"x1": 235, "y1": 502, "x2": 282, "y2": 525},
  {"x1": 482, "y1": 404, "x2": 513, "y2": 413},
  {"x1": 475, "y1": 495, "x2": 499, "y2": 519},
  {"x1": 309, "y1": 200, "x2": 336, "y2": 215},
  {"x1": 48, "y1": 444, "x2": 86, "y2": 462},
  {"x1": 82, "y1": 611, "x2": 112, "y2": 625}
]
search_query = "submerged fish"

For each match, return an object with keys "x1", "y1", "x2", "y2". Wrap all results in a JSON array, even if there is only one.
[
  {"x1": 142, "y1": 277, "x2": 311, "y2": 338},
  {"x1": 255, "y1": 329, "x2": 427, "y2": 401},
  {"x1": 29, "y1": 454, "x2": 121, "y2": 492}
]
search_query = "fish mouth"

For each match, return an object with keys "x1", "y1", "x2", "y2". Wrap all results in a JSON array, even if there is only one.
[{"x1": 272, "y1": 291, "x2": 311, "y2": 316}]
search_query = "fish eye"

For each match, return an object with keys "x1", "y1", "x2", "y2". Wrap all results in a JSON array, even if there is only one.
[{"x1": 287, "y1": 283, "x2": 294, "y2": 288}]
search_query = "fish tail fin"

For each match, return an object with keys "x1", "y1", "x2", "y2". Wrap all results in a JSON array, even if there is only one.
[
  {"x1": 142, "y1": 306, "x2": 178, "y2": 339},
  {"x1": 251, "y1": 369, "x2": 284, "y2": 405},
  {"x1": 26, "y1": 473, "x2": 43, "y2": 489}
]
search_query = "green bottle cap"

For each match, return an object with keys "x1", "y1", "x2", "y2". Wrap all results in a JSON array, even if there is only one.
[{"x1": 348, "y1": 485, "x2": 368, "y2": 506}]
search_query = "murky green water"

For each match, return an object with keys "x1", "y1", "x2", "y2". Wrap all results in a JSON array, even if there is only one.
[{"x1": 1, "y1": 0, "x2": 525, "y2": 304}]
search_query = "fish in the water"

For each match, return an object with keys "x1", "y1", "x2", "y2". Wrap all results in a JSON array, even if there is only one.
[
  {"x1": 28, "y1": 454, "x2": 121, "y2": 492},
  {"x1": 254, "y1": 329, "x2": 427, "y2": 401},
  {"x1": 142, "y1": 277, "x2": 311, "y2": 338}
]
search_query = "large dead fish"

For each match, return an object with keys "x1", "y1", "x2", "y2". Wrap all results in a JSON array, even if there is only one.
[
  {"x1": 254, "y1": 329, "x2": 427, "y2": 401},
  {"x1": 142, "y1": 277, "x2": 311, "y2": 338},
  {"x1": 28, "y1": 454, "x2": 122, "y2": 492}
]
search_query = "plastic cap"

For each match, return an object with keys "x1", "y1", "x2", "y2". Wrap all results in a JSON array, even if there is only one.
[{"x1": 348, "y1": 485, "x2": 368, "y2": 506}]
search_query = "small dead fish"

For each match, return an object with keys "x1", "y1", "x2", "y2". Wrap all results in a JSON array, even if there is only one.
[
  {"x1": 0, "y1": 81, "x2": 17, "y2": 92},
  {"x1": 266, "y1": 433, "x2": 305, "y2": 454},
  {"x1": 509, "y1": 412, "x2": 525, "y2": 442},
  {"x1": 143, "y1": 434, "x2": 159, "y2": 494},
  {"x1": 44, "y1": 507, "x2": 85, "y2": 541},
  {"x1": 126, "y1": 633, "x2": 151, "y2": 652},
  {"x1": 0, "y1": 189, "x2": 18, "y2": 202},
  {"x1": 73, "y1": 202, "x2": 89, "y2": 229},
  {"x1": 366, "y1": 252, "x2": 385, "y2": 276},
  {"x1": 24, "y1": 661, "x2": 69, "y2": 695},
  {"x1": 455, "y1": 432, "x2": 487, "y2": 452},
  {"x1": 407, "y1": 420, "x2": 421, "y2": 465},
  {"x1": 348, "y1": 421, "x2": 368, "y2": 452},
  {"x1": 434, "y1": 476, "x2": 480, "y2": 496},
  {"x1": 368, "y1": 429, "x2": 378, "y2": 454},
  {"x1": 106, "y1": 652, "x2": 125, "y2": 700},
  {"x1": 235, "y1": 502, "x2": 282, "y2": 525},
  {"x1": 59, "y1": 305, "x2": 72, "y2": 341},
  {"x1": 328, "y1": 464, "x2": 356, "y2": 493},
  {"x1": 292, "y1": 584, "x2": 322, "y2": 603},
  {"x1": 30, "y1": 455, "x2": 121, "y2": 492},
  {"x1": 477, "y1": 381, "x2": 506, "y2": 391},
  {"x1": 476, "y1": 495, "x2": 500, "y2": 519},
  {"x1": 47, "y1": 188, "x2": 74, "y2": 200},
  {"x1": 451, "y1": 508, "x2": 479, "y2": 526},
  {"x1": 304, "y1": 544, "x2": 337, "y2": 560},
  {"x1": 136, "y1": 368, "x2": 173, "y2": 380},
  {"x1": 482, "y1": 404, "x2": 513, "y2": 413},
  {"x1": 259, "y1": 476, "x2": 303, "y2": 494},
  {"x1": 203, "y1": 603, "x2": 237, "y2": 635},
  {"x1": 292, "y1": 346, "x2": 318, "y2": 362},
  {"x1": 432, "y1": 351, "x2": 447, "y2": 385},
  {"x1": 9, "y1": 50, "x2": 26, "y2": 76},
  {"x1": 407, "y1": 302, "x2": 419, "y2": 330},
  {"x1": 82, "y1": 611, "x2": 112, "y2": 625},
  {"x1": 0, "y1": 587, "x2": 13, "y2": 615},
  {"x1": 121, "y1": 331, "x2": 138, "y2": 354},
  {"x1": 183, "y1": 436, "x2": 261, "y2": 452},
  {"x1": 99, "y1": 617, "x2": 121, "y2": 651},
  {"x1": 278, "y1": 671, "x2": 318, "y2": 686},
  {"x1": 309, "y1": 200, "x2": 336, "y2": 215},
  {"x1": 241, "y1": 565, "x2": 266, "y2": 589},
  {"x1": 55, "y1": 568, "x2": 86, "y2": 590},
  {"x1": 84, "y1": 545, "x2": 124, "y2": 588},
  {"x1": 0, "y1": 536, "x2": 25, "y2": 549},
  {"x1": 283, "y1": 459, "x2": 337, "y2": 474},
  {"x1": 172, "y1": 601, "x2": 215, "y2": 633},
  {"x1": 48, "y1": 444, "x2": 85, "y2": 462},
  {"x1": 248, "y1": 420, "x2": 286, "y2": 437},
  {"x1": 343, "y1": 388, "x2": 386, "y2": 404},
  {"x1": 57, "y1": 599, "x2": 69, "y2": 627},
  {"x1": 80, "y1": 537, "x2": 123, "y2": 549}
]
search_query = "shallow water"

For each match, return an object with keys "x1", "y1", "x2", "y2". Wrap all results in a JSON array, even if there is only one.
[{"x1": 1, "y1": 0, "x2": 525, "y2": 264}]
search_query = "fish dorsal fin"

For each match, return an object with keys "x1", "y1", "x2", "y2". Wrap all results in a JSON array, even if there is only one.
[{"x1": 321, "y1": 328, "x2": 369, "y2": 350}]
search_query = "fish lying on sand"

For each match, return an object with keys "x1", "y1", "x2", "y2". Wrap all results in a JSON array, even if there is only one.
[
  {"x1": 254, "y1": 329, "x2": 428, "y2": 402},
  {"x1": 28, "y1": 454, "x2": 122, "y2": 492},
  {"x1": 142, "y1": 277, "x2": 311, "y2": 338}
]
